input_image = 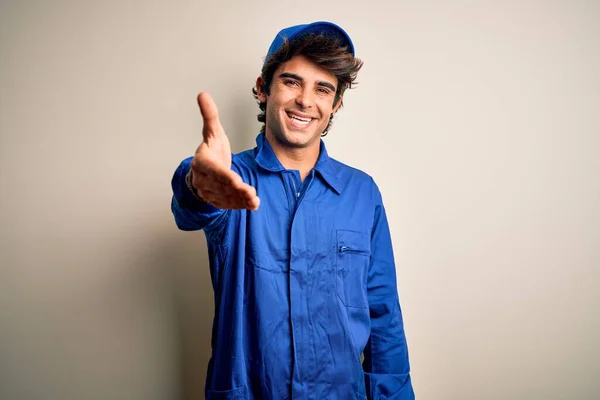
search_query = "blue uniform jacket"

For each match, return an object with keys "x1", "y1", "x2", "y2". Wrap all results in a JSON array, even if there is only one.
[{"x1": 171, "y1": 133, "x2": 414, "y2": 400}]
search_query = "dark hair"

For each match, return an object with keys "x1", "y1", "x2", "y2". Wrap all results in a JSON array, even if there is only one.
[{"x1": 252, "y1": 33, "x2": 363, "y2": 136}]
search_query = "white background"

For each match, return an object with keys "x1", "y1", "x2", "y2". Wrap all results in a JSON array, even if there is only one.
[{"x1": 1, "y1": 0, "x2": 598, "y2": 399}]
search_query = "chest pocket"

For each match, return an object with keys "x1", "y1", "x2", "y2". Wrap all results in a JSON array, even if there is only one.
[{"x1": 336, "y1": 230, "x2": 371, "y2": 309}]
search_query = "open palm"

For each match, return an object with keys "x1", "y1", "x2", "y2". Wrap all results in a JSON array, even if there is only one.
[{"x1": 190, "y1": 92, "x2": 260, "y2": 210}]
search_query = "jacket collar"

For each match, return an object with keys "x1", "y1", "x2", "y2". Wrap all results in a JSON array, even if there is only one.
[{"x1": 254, "y1": 133, "x2": 341, "y2": 194}]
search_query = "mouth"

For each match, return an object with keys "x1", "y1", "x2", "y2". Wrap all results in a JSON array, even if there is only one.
[{"x1": 286, "y1": 111, "x2": 315, "y2": 129}]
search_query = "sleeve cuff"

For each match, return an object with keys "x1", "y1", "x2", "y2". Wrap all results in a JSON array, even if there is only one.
[{"x1": 364, "y1": 372, "x2": 414, "y2": 400}]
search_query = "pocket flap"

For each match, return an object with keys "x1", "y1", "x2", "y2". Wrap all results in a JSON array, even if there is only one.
[{"x1": 337, "y1": 230, "x2": 370, "y2": 253}]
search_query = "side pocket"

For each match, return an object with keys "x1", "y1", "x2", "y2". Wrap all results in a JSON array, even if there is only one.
[
  {"x1": 336, "y1": 230, "x2": 370, "y2": 309},
  {"x1": 206, "y1": 385, "x2": 246, "y2": 400}
]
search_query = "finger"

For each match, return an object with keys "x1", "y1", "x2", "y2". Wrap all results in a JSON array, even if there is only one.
[
  {"x1": 235, "y1": 185, "x2": 259, "y2": 211},
  {"x1": 199, "y1": 190, "x2": 232, "y2": 209},
  {"x1": 209, "y1": 187, "x2": 257, "y2": 211},
  {"x1": 210, "y1": 196, "x2": 244, "y2": 210},
  {"x1": 225, "y1": 170, "x2": 246, "y2": 188},
  {"x1": 224, "y1": 181, "x2": 254, "y2": 202},
  {"x1": 199, "y1": 184, "x2": 247, "y2": 207},
  {"x1": 197, "y1": 92, "x2": 221, "y2": 140},
  {"x1": 205, "y1": 192, "x2": 259, "y2": 211},
  {"x1": 243, "y1": 185, "x2": 257, "y2": 200},
  {"x1": 246, "y1": 195, "x2": 260, "y2": 211}
]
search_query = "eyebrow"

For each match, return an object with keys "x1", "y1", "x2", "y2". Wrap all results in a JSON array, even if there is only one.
[{"x1": 278, "y1": 72, "x2": 337, "y2": 92}]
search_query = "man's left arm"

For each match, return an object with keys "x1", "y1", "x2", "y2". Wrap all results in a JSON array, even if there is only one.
[{"x1": 363, "y1": 183, "x2": 415, "y2": 400}]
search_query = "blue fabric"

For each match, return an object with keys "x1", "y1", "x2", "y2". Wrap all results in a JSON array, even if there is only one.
[
  {"x1": 265, "y1": 21, "x2": 355, "y2": 65},
  {"x1": 171, "y1": 133, "x2": 414, "y2": 400}
]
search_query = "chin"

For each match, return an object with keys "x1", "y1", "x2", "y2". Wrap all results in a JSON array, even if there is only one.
[
  {"x1": 274, "y1": 129, "x2": 318, "y2": 148},
  {"x1": 289, "y1": 133, "x2": 320, "y2": 148}
]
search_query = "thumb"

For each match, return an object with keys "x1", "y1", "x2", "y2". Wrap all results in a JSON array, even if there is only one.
[{"x1": 197, "y1": 92, "x2": 221, "y2": 140}]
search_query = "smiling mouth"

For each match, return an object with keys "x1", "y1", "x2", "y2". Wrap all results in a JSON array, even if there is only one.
[{"x1": 286, "y1": 112, "x2": 314, "y2": 128}]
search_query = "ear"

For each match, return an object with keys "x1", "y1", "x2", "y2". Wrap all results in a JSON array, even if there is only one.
[{"x1": 256, "y1": 76, "x2": 267, "y2": 102}]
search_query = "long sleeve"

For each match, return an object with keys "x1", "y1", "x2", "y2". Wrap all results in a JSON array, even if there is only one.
[
  {"x1": 170, "y1": 156, "x2": 228, "y2": 233},
  {"x1": 363, "y1": 185, "x2": 415, "y2": 400}
]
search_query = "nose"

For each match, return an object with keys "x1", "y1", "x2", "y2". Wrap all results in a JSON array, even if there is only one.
[{"x1": 295, "y1": 87, "x2": 315, "y2": 109}]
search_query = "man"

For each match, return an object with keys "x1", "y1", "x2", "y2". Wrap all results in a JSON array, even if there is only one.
[{"x1": 171, "y1": 21, "x2": 414, "y2": 400}]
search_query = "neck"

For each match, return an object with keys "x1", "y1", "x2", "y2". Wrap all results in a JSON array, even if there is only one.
[{"x1": 265, "y1": 132, "x2": 320, "y2": 181}]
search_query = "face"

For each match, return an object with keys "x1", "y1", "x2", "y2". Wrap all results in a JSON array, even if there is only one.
[{"x1": 256, "y1": 55, "x2": 342, "y2": 150}]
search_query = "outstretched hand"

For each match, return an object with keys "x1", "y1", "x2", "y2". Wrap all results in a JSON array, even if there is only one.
[{"x1": 190, "y1": 92, "x2": 260, "y2": 210}]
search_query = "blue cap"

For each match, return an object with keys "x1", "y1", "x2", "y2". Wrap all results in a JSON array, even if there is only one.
[{"x1": 265, "y1": 21, "x2": 355, "y2": 63}]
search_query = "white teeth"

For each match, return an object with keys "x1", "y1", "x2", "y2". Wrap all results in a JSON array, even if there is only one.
[
  {"x1": 288, "y1": 113, "x2": 312, "y2": 125},
  {"x1": 292, "y1": 116, "x2": 309, "y2": 125}
]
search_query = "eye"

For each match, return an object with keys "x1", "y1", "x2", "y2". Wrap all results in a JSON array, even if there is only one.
[
  {"x1": 317, "y1": 87, "x2": 332, "y2": 95},
  {"x1": 284, "y1": 79, "x2": 299, "y2": 87}
]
